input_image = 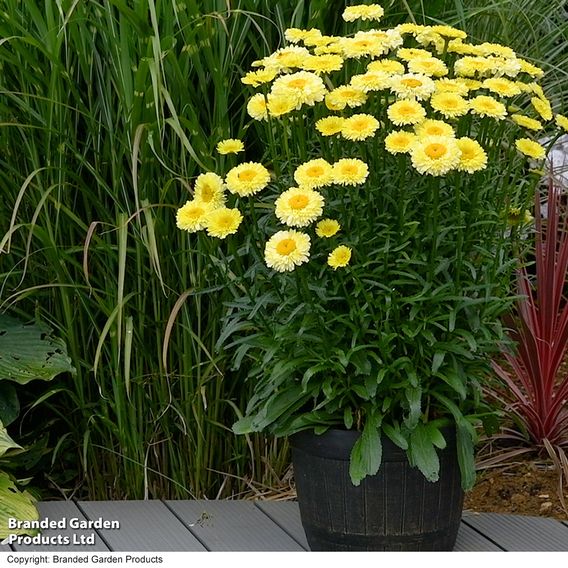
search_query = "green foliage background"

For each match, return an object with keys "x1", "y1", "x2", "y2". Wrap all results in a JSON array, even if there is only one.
[{"x1": 0, "y1": 0, "x2": 566, "y2": 499}]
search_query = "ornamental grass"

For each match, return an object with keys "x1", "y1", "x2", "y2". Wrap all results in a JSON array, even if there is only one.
[{"x1": 175, "y1": 3, "x2": 567, "y2": 486}]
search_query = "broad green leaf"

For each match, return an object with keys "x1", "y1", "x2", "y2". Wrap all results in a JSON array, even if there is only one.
[
  {"x1": 232, "y1": 416, "x2": 255, "y2": 434},
  {"x1": 0, "y1": 315, "x2": 74, "y2": 385},
  {"x1": 0, "y1": 383, "x2": 19, "y2": 427},
  {"x1": 349, "y1": 413, "x2": 382, "y2": 486},
  {"x1": 0, "y1": 420, "x2": 22, "y2": 457},
  {"x1": 426, "y1": 424, "x2": 447, "y2": 449},
  {"x1": 0, "y1": 472, "x2": 39, "y2": 539},
  {"x1": 409, "y1": 423, "x2": 440, "y2": 482},
  {"x1": 383, "y1": 422, "x2": 408, "y2": 450},
  {"x1": 343, "y1": 407, "x2": 354, "y2": 430},
  {"x1": 404, "y1": 386, "x2": 422, "y2": 429},
  {"x1": 456, "y1": 422, "x2": 476, "y2": 491}
]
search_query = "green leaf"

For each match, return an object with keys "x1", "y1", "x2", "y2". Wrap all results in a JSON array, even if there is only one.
[
  {"x1": 349, "y1": 413, "x2": 382, "y2": 486},
  {"x1": 426, "y1": 424, "x2": 447, "y2": 449},
  {"x1": 343, "y1": 407, "x2": 354, "y2": 430},
  {"x1": 383, "y1": 422, "x2": 408, "y2": 450},
  {"x1": 0, "y1": 315, "x2": 75, "y2": 385},
  {"x1": 0, "y1": 383, "x2": 19, "y2": 427},
  {"x1": 232, "y1": 416, "x2": 256, "y2": 434},
  {"x1": 404, "y1": 386, "x2": 422, "y2": 429},
  {"x1": 0, "y1": 472, "x2": 39, "y2": 539},
  {"x1": 408, "y1": 423, "x2": 440, "y2": 482},
  {"x1": 432, "y1": 352, "x2": 445, "y2": 374},
  {"x1": 456, "y1": 422, "x2": 476, "y2": 491},
  {"x1": 0, "y1": 420, "x2": 22, "y2": 458}
]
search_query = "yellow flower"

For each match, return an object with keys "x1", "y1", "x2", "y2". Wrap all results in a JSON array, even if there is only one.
[
  {"x1": 226, "y1": 162, "x2": 271, "y2": 196},
  {"x1": 316, "y1": 116, "x2": 345, "y2": 136},
  {"x1": 350, "y1": 71, "x2": 391, "y2": 92},
  {"x1": 511, "y1": 114, "x2": 542, "y2": 131},
  {"x1": 205, "y1": 207, "x2": 243, "y2": 239},
  {"x1": 454, "y1": 56, "x2": 493, "y2": 77},
  {"x1": 267, "y1": 93, "x2": 297, "y2": 117},
  {"x1": 241, "y1": 68, "x2": 277, "y2": 87},
  {"x1": 176, "y1": 200, "x2": 211, "y2": 232},
  {"x1": 316, "y1": 219, "x2": 341, "y2": 238},
  {"x1": 367, "y1": 59, "x2": 405, "y2": 75},
  {"x1": 556, "y1": 114, "x2": 568, "y2": 132},
  {"x1": 384, "y1": 130, "x2": 417, "y2": 154},
  {"x1": 341, "y1": 114, "x2": 381, "y2": 141},
  {"x1": 477, "y1": 42, "x2": 516, "y2": 59},
  {"x1": 430, "y1": 92, "x2": 469, "y2": 118},
  {"x1": 434, "y1": 78, "x2": 470, "y2": 96},
  {"x1": 515, "y1": 138, "x2": 546, "y2": 160},
  {"x1": 342, "y1": 4, "x2": 384, "y2": 22},
  {"x1": 518, "y1": 59, "x2": 544, "y2": 79},
  {"x1": 469, "y1": 95, "x2": 507, "y2": 120},
  {"x1": 194, "y1": 172, "x2": 226, "y2": 208},
  {"x1": 247, "y1": 93, "x2": 268, "y2": 121},
  {"x1": 275, "y1": 187, "x2": 324, "y2": 227},
  {"x1": 332, "y1": 158, "x2": 369, "y2": 185},
  {"x1": 508, "y1": 207, "x2": 534, "y2": 225},
  {"x1": 482, "y1": 77, "x2": 521, "y2": 98},
  {"x1": 284, "y1": 28, "x2": 322, "y2": 44},
  {"x1": 531, "y1": 97, "x2": 553, "y2": 121},
  {"x1": 264, "y1": 230, "x2": 311, "y2": 272},
  {"x1": 410, "y1": 135, "x2": 461, "y2": 176},
  {"x1": 294, "y1": 159, "x2": 334, "y2": 189},
  {"x1": 387, "y1": 99, "x2": 427, "y2": 126},
  {"x1": 261, "y1": 46, "x2": 311, "y2": 73},
  {"x1": 431, "y1": 25, "x2": 467, "y2": 40},
  {"x1": 325, "y1": 85, "x2": 367, "y2": 110},
  {"x1": 271, "y1": 71, "x2": 327, "y2": 107},
  {"x1": 407, "y1": 56, "x2": 449, "y2": 77},
  {"x1": 397, "y1": 47, "x2": 432, "y2": 61},
  {"x1": 328, "y1": 245, "x2": 352, "y2": 270},
  {"x1": 390, "y1": 73, "x2": 436, "y2": 101},
  {"x1": 455, "y1": 137, "x2": 488, "y2": 173},
  {"x1": 216, "y1": 139, "x2": 244, "y2": 155},
  {"x1": 339, "y1": 30, "x2": 401, "y2": 59},
  {"x1": 415, "y1": 119, "x2": 455, "y2": 138},
  {"x1": 302, "y1": 54, "x2": 344, "y2": 74}
]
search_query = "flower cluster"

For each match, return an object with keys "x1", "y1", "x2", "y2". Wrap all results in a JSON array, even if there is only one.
[{"x1": 177, "y1": 3, "x2": 567, "y2": 275}]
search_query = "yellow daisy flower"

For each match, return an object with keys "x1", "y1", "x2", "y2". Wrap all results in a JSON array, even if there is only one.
[
  {"x1": 267, "y1": 93, "x2": 297, "y2": 117},
  {"x1": 176, "y1": 200, "x2": 212, "y2": 232},
  {"x1": 434, "y1": 78, "x2": 470, "y2": 96},
  {"x1": 302, "y1": 54, "x2": 344, "y2": 74},
  {"x1": 264, "y1": 230, "x2": 311, "y2": 272},
  {"x1": 316, "y1": 116, "x2": 345, "y2": 136},
  {"x1": 387, "y1": 99, "x2": 427, "y2": 126},
  {"x1": 531, "y1": 97, "x2": 553, "y2": 121},
  {"x1": 325, "y1": 85, "x2": 367, "y2": 111},
  {"x1": 341, "y1": 114, "x2": 381, "y2": 141},
  {"x1": 328, "y1": 245, "x2": 352, "y2": 270},
  {"x1": 342, "y1": 4, "x2": 384, "y2": 22},
  {"x1": 294, "y1": 159, "x2": 334, "y2": 189},
  {"x1": 454, "y1": 56, "x2": 493, "y2": 77},
  {"x1": 518, "y1": 59, "x2": 544, "y2": 79},
  {"x1": 508, "y1": 207, "x2": 534, "y2": 226},
  {"x1": 407, "y1": 56, "x2": 449, "y2": 77},
  {"x1": 261, "y1": 46, "x2": 311, "y2": 73},
  {"x1": 515, "y1": 138, "x2": 546, "y2": 160},
  {"x1": 415, "y1": 119, "x2": 455, "y2": 138},
  {"x1": 247, "y1": 93, "x2": 268, "y2": 121},
  {"x1": 410, "y1": 135, "x2": 461, "y2": 176},
  {"x1": 390, "y1": 73, "x2": 436, "y2": 101},
  {"x1": 556, "y1": 114, "x2": 568, "y2": 132},
  {"x1": 511, "y1": 114, "x2": 542, "y2": 131},
  {"x1": 284, "y1": 28, "x2": 322, "y2": 44},
  {"x1": 194, "y1": 172, "x2": 226, "y2": 209},
  {"x1": 275, "y1": 187, "x2": 325, "y2": 227},
  {"x1": 205, "y1": 207, "x2": 243, "y2": 239},
  {"x1": 469, "y1": 95, "x2": 507, "y2": 120},
  {"x1": 384, "y1": 130, "x2": 417, "y2": 154},
  {"x1": 332, "y1": 158, "x2": 369, "y2": 186},
  {"x1": 431, "y1": 25, "x2": 467, "y2": 40},
  {"x1": 241, "y1": 68, "x2": 277, "y2": 87},
  {"x1": 482, "y1": 77, "x2": 521, "y2": 98},
  {"x1": 216, "y1": 139, "x2": 244, "y2": 155},
  {"x1": 367, "y1": 59, "x2": 405, "y2": 75},
  {"x1": 316, "y1": 219, "x2": 341, "y2": 238},
  {"x1": 455, "y1": 137, "x2": 488, "y2": 173},
  {"x1": 350, "y1": 71, "x2": 391, "y2": 93},
  {"x1": 430, "y1": 92, "x2": 469, "y2": 119},
  {"x1": 397, "y1": 47, "x2": 432, "y2": 61},
  {"x1": 271, "y1": 71, "x2": 327, "y2": 107},
  {"x1": 226, "y1": 162, "x2": 271, "y2": 196}
]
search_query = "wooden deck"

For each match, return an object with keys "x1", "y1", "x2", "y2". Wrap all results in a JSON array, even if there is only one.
[{"x1": 2, "y1": 501, "x2": 567, "y2": 552}]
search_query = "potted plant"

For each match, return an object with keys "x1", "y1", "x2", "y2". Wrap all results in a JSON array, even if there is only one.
[{"x1": 173, "y1": 2, "x2": 567, "y2": 550}]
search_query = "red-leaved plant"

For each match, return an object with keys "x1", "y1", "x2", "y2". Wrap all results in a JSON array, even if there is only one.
[{"x1": 492, "y1": 176, "x2": 568, "y2": 507}]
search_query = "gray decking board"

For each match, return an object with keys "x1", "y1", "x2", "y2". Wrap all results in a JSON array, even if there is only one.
[
  {"x1": 165, "y1": 499, "x2": 305, "y2": 551},
  {"x1": 12, "y1": 501, "x2": 109, "y2": 551},
  {"x1": 254, "y1": 501, "x2": 309, "y2": 549},
  {"x1": 454, "y1": 516, "x2": 504, "y2": 552},
  {"x1": 462, "y1": 512, "x2": 568, "y2": 551},
  {"x1": 78, "y1": 500, "x2": 205, "y2": 552}
]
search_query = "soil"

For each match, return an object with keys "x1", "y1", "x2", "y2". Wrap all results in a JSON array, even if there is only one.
[{"x1": 464, "y1": 456, "x2": 568, "y2": 521}]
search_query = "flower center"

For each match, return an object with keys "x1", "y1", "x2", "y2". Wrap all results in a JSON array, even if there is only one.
[
  {"x1": 401, "y1": 78, "x2": 423, "y2": 88},
  {"x1": 289, "y1": 195, "x2": 309, "y2": 209},
  {"x1": 425, "y1": 143, "x2": 447, "y2": 159},
  {"x1": 276, "y1": 238, "x2": 297, "y2": 255},
  {"x1": 306, "y1": 166, "x2": 324, "y2": 177},
  {"x1": 238, "y1": 170, "x2": 256, "y2": 181},
  {"x1": 187, "y1": 206, "x2": 204, "y2": 219},
  {"x1": 341, "y1": 165, "x2": 357, "y2": 175},
  {"x1": 288, "y1": 78, "x2": 307, "y2": 89},
  {"x1": 201, "y1": 185, "x2": 214, "y2": 201}
]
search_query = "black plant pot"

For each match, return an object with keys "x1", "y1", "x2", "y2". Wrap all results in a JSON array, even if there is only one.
[{"x1": 290, "y1": 428, "x2": 464, "y2": 551}]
